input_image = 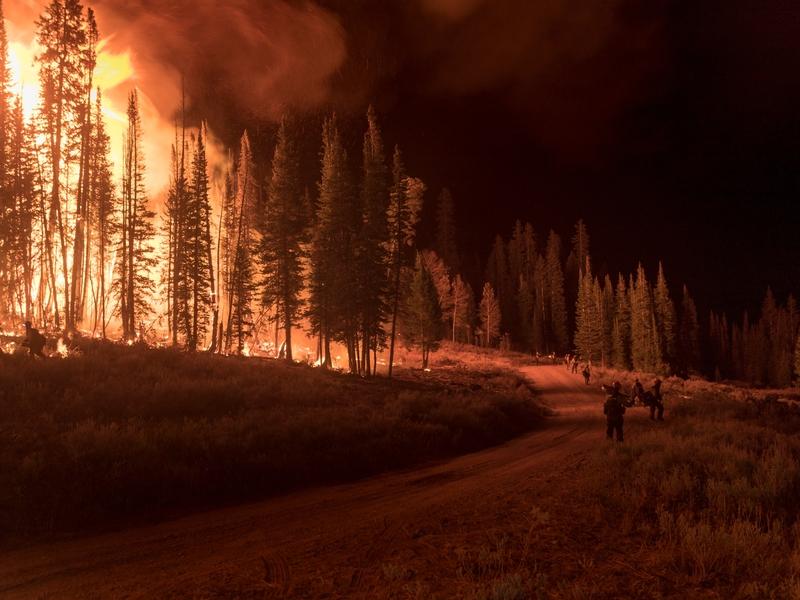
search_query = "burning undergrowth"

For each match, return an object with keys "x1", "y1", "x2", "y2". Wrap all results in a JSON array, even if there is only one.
[{"x1": 0, "y1": 344, "x2": 545, "y2": 540}]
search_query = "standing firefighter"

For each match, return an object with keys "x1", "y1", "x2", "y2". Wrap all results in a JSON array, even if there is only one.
[
  {"x1": 582, "y1": 364, "x2": 591, "y2": 385},
  {"x1": 22, "y1": 322, "x2": 46, "y2": 358},
  {"x1": 631, "y1": 378, "x2": 645, "y2": 405},
  {"x1": 650, "y1": 378, "x2": 665, "y2": 421},
  {"x1": 603, "y1": 381, "x2": 627, "y2": 442}
]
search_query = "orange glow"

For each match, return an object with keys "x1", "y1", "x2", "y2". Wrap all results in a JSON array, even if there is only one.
[
  {"x1": 7, "y1": 39, "x2": 38, "y2": 117},
  {"x1": 5, "y1": 15, "x2": 172, "y2": 195}
]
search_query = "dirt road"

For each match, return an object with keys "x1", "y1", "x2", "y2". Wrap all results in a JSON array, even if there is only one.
[{"x1": 0, "y1": 365, "x2": 634, "y2": 599}]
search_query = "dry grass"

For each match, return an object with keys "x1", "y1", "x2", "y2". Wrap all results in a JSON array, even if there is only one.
[
  {"x1": 575, "y1": 389, "x2": 800, "y2": 597},
  {"x1": 0, "y1": 342, "x2": 545, "y2": 538}
]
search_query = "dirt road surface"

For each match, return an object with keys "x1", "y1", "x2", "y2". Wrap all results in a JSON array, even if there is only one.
[{"x1": 0, "y1": 365, "x2": 645, "y2": 599}]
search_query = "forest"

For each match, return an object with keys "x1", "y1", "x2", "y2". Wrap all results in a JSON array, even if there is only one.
[{"x1": 0, "y1": 0, "x2": 798, "y2": 387}]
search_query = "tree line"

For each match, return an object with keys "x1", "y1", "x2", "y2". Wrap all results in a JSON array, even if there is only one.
[
  {"x1": 0, "y1": 0, "x2": 434, "y2": 376},
  {"x1": 1, "y1": 0, "x2": 798, "y2": 386}
]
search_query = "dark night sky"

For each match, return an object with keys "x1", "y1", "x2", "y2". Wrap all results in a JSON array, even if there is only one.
[
  {"x1": 89, "y1": 0, "x2": 800, "y2": 318},
  {"x1": 350, "y1": 0, "x2": 800, "y2": 318}
]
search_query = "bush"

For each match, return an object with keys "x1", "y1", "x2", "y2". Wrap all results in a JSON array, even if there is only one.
[
  {"x1": 0, "y1": 345, "x2": 544, "y2": 537},
  {"x1": 589, "y1": 391, "x2": 800, "y2": 595}
]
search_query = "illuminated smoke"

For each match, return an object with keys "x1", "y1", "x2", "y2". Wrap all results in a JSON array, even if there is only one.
[
  {"x1": 88, "y1": 0, "x2": 347, "y2": 122},
  {"x1": 5, "y1": 0, "x2": 347, "y2": 192}
]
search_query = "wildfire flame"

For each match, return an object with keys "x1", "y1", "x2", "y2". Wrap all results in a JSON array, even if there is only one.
[{"x1": 5, "y1": 11, "x2": 172, "y2": 193}]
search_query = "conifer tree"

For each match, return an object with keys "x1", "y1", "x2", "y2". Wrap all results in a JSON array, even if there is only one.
[
  {"x1": 678, "y1": 284, "x2": 700, "y2": 374},
  {"x1": 486, "y1": 234, "x2": 513, "y2": 335},
  {"x1": 0, "y1": 0, "x2": 9, "y2": 316},
  {"x1": 36, "y1": 0, "x2": 95, "y2": 330},
  {"x1": 516, "y1": 274, "x2": 534, "y2": 351},
  {"x1": 400, "y1": 253, "x2": 442, "y2": 368},
  {"x1": 117, "y1": 89, "x2": 156, "y2": 340},
  {"x1": 574, "y1": 257, "x2": 603, "y2": 362},
  {"x1": 260, "y1": 116, "x2": 305, "y2": 362},
  {"x1": 545, "y1": 230, "x2": 568, "y2": 352},
  {"x1": 654, "y1": 261, "x2": 677, "y2": 369},
  {"x1": 184, "y1": 125, "x2": 214, "y2": 351},
  {"x1": 571, "y1": 219, "x2": 590, "y2": 276},
  {"x1": 630, "y1": 264, "x2": 662, "y2": 373},
  {"x1": 68, "y1": 8, "x2": 98, "y2": 328},
  {"x1": 308, "y1": 115, "x2": 358, "y2": 367},
  {"x1": 507, "y1": 221, "x2": 525, "y2": 292},
  {"x1": 600, "y1": 274, "x2": 615, "y2": 366},
  {"x1": 435, "y1": 188, "x2": 459, "y2": 274},
  {"x1": 421, "y1": 249, "x2": 452, "y2": 330},
  {"x1": 611, "y1": 274, "x2": 631, "y2": 369},
  {"x1": 479, "y1": 282, "x2": 501, "y2": 347},
  {"x1": 532, "y1": 253, "x2": 548, "y2": 353},
  {"x1": 356, "y1": 106, "x2": 389, "y2": 374},
  {"x1": 88, "y1": 91, "x2": 114, "y2": 337},
  {"x1": 223, "y1": 131, "x2": 257, "y2": 354},
  {"x1": 164, "y1": 119, "x2": 189, "y2": 344},
  {"x1": 386, "y1": 147, "x2": 424, "y2": 377}
]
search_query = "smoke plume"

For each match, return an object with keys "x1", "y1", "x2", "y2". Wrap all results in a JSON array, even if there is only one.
[{"x1": 91, "y1": 0, "x2": 347, "y2": 122}]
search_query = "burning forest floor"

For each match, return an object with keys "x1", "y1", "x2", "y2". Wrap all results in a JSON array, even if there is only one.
[{"x1": 1, "y1": 349, "x2": 800, "y2": 598}]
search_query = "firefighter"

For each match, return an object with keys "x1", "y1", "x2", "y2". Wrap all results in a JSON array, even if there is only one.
[
  {"x1": 582, "y1": 364, "x2": 591, "y2": 385},
  {"x1": 603, "y1": 381, "x2": 627, "y2": 442},
  {"x1": 22, "y1": 321, "x2": 46, "y2": 358},
  {"x1": 631, "y1": 378, "x2": 645, "y2": 405},
  {"x1": 650, "y1": 378, "x2": 665, "y2": 421}
]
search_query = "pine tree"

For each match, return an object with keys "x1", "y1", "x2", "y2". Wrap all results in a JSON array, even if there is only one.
[
  {"x1": 164, "y1": 118, "x2": 189, "y2": 344},
  {"x1": 479, "y1": 282, "x2": 501, "y2": 347},
  {"x1": 386, "y1": 146, "x2": 424, "y2": 377},
  {"x1": 630, "y1": 264, "x2": 662, "y2": 373},
  {"x1": 260, "y1": 116, "x2": 305, "y2": 362},
  {"x1": 184, "y1": 125, "x2": 214, "y2": 351},
  {"x1": 678, "y1": 284, "x2": 700, "y2": 374},
  {"x1": 516, "y1": 274, "x2": 534, "y2": 351},
  {"x1": 68, "y1": 9, "x2": 98, "y2": 328},
  {"x1": 36, "y1": 0, "x2": 93, "y2": 330},
  {"x1": 435, "y1": 188, "x2": 459, "y2": 274},
  {"x1": 611, "y1": 274, "x2": 631, "y2": 369},
  {"x1": 88, "y1": 90, "x2": 114, "y2": 337},
  {"x1": 117, "y1": 89, "x2": 156, "y2": 340},
  {"x1": 6, "y1": 98, "x2": 37, "y2": 323},
  {"x1": 421, "y1": 250, "x2": 452, "y2": 331},
  {"x1": 571, "y1": 219, "x2": 590, "y2": 276},
  {"x1": 0, "y1": 0, "x2": 10, "y2": 318},
  {"x1": 600, "y1": 274, "x2": 614, "y2": 366},
  {"x1": 223, "y1": 131, "x2": 257, "y2": 354},
  {"x1": 574, "y1": 257, "x2": 604, "y2": 363},
  {"x1": 545, "y1": 230, "x2": 568, "y2": 353},
  {"x1": 486, "y1": 234, "x2": 513, "y2": 335},
  {"x1": 654, "y1": 261, "x2": 677, "y2": 370},
  {"x1": 400, "y1": 253, "x2": 442, "y2": 368},
  {"x1": 356, "y1": 106, "x2": 389, "y2": 375},
  {"x1": 308, "y1": 115, "x2": 357, "y2": 367},
  {"x1": 532, "y1": 253, "x2": 548, "y2": 354}
]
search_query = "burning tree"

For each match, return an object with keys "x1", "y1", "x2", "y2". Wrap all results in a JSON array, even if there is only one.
[
  {"x1": 222, "y1": 131, "x2": 257, "y2": 355},
  {"x1": 116, "y1": 89, "x2": 156, "y2": 341},
  {"x1": 88, "y1": 90, "x2": 115, "y2": 337}
]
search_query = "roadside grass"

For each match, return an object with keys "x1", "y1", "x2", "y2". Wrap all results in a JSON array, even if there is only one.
[
  {"x1": 579, "y1": 390, "x2": 800, "y2": 597},
  {"x1": 0, "y1": 342, "x2": 544, "y2": 538},
  {"x1": 449, "y1": 379, "x2": 800, "y2": 599}
]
